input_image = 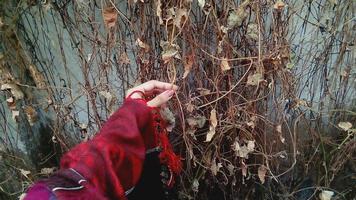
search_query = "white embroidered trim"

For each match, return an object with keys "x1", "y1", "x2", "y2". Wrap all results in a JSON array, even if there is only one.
[
  {"x1": 125, "y1": 187, "x2": 135, "y2": 196},
  {"x1": 146, "y1": 146, "x2": 161, "y2": 154},
  {"x1": 51, "y1": 168, "x2": 87, "y2": 192}
]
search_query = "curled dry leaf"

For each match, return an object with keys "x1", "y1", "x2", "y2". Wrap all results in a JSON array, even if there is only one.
[
  {"x1": 160, "y1": 41, "x2": 181, "y2": 63},
  {"x1": 227, "y1": 0, "x2": 250, "y2": 28},
  {"x1": 24, "y1": 106, "x2": 38, "y2": 126},
  {"x1": 338, "y1": 121, "x2": 352, "y2": 131},
  {"x1": 1, "y1": 83, "x2": 24, "y2": 100},
  {"x1": 220, "y1": 58, "x2": 231, "y2": 71},
  {"x1": 198, "y1": 0, "x2": 205, "y2": 9},
  {"x1": 258, "y1": 165, "x2": 267, "y2": 184},
  {"x1": 233, "y1": 140, "x2": 255, "y2": 158},
  {"x1": 6, "y1": 97, "x2": 16, "y2": 110},
  {"x1": 247, "y1": 73, "x2": 263, "y2": 86},
  {"x1": 12, "y1": 110, "x2": 20, "y2": 121},
  {"x1": 119, "y1": 52, "x2": 130, "y2": 65},
  {"x1": 136, "y1": 38, "x2": 150, "y2": 52},
  {"x1": 211, "y1": 159, "x2": 223, "y2": 176},
  {"x1": 183, "y1": 53, "x2": 194, "y2": 78},
  {"x1": 319, "y1": 190, "x2": 334, "y2": 200},
  {"x1": 246, "y1": 23, "x2": 259, "y2": 41},
  {"x1": 174, "y1": 8, "x2": 188, "y2": 29},
  {"x1": 103, "y1": 6, "x2": 118, "y2": 29},
  {"x1": 155, "y1": 0, "x2": 163, "y2": 24},
  {"x1": 192, "y1": 179, "x2": 199, "y2": 192},
  {"x1": 273, "y1": 0, "x2": 286, "y2": 10},
  {"x1": 241, "y1": 161, "x2": 247, "y2": 177},
  {"x1": 20, "y1": 169, "x2": 31, "y2": 178},
  {"x1": 187, "y1": 115, "x2": 206, "y2": 128},
  {"x1": 40, "y1": 167, "x2": 55, "y2": 175},
  {"x1": 206, "y1": 109, "x2": 217, "y2": 142}
]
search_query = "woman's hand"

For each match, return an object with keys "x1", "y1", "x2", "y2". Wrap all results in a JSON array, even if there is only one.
[{"x1": 126, "y1": 80, "x2": 178, "y2": 107}]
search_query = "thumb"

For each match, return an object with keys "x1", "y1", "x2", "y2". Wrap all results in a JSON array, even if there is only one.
[{"x1": 147, "y1": 90, "x2": 175, "y2": 107}]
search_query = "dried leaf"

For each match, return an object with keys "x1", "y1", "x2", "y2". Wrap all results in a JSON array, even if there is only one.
[
  {"x1": 273, "y1": 0, "x2": 286, "y2": 10},
  {"x1": 247, "y1": 140, "x2": 255, "y2": 152},
  {"x1": 197, "y1": 88, "x2": 210, "y2": 95},
  {"x1": 103, "y1": 6, "x2": 118, "y2": 28},
  {"x1": 241, "y1": 161, "x2": 247, "y2": 177},
  {"x1": 227, "y1": 164, "x2": 235, "y2": 176},
  {"x1": 319, "y1": 190, "x2": 334, "y2": 200},
  {"x1": 206, "y1": 109, "x2": 217, "y2": 142},
  {"x1": 183, "y1": 54, "x2": 194, "y2": 78},
  {"x1": 233, "y1": 140, "x2": 255, "y2": 158},
  {"x1": 24, "y1": 106, "x2": 38, "y2": 126},
  {"x1": 20, "y1": 169, "x2": 30, "y2": 178},
  {"x1": 186, "y1": 102, "x2": 195, "y2": 112},
  {"x1": 247, "y1": 73, "x2": 263, "y2": 86},
  {"x1": 119, "y1": 52, "x2": 130, "y2": 65},
  {"x1": 136, "y1": 38, "x2": 150, "y2": 52},
  {"x1": 246, "y1": 23, "x2": 259, "y2": 41},
  {"x1": 198, "y1": 0, "x2": 205, "y2": 9},
  {"x1": 220, "y1": 58, "x2": 231, "y2": 71},
  {"x1": 12, "y1": 110, "x2": 20, "y2": 121},
  {"x1": 211, "y1": 159, "x2": 223, "y2": 176},
  {"x1": 258, "y1": 165, "x2": 267, "y2": 184},
  {"x1": 174, "y1": 8, "x2": 188, "y2": 29},
  {"x1": 1, "y1": 83, "x2": 24, "y2": 100},
  {"x1": 338, "y1": 122, "x2": 352, "y2": 131},
  {"x1": 276, "y1": 125, "x2": 282, "y2": 133},
  {"x1": 160, "y1": 41, "x2": 181, "y2": 63},
  {"x1": 187, "y1": 115, "x2": 206, "y2": 128},
  {"x1": 99, "y1": 91, "x2": 113, "y2": 102},
  {"x1": 40, "y1": 167, "x2": 55, "y2": 175},
  {"x1": 192, "y1": 179, "x2": 199, "y2": 192},
  {"x1": 155, "y1": 0, "x2": 163, "y2": 24},
  {"x1": 210, "y1": 109, "x2": 217, "y2": 128},
  {"x1": 227, "y1": 1, "x2": 249, "y2": 29},
  {"x1": 6, "y1": 97, "x2": 16, "y2": 110}
]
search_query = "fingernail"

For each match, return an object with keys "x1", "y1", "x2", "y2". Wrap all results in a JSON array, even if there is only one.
[{"x1": 165, "y1": 90, "x2": 174, "y2": 97}]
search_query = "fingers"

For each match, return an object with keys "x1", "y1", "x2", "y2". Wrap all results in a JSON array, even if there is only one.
[
  {"x1": 141, "y1": 80, "x2": 178, "y2": 93},
  {"x1": 147, "y1": 90, "x2": 175, "y2": 107},
  {"x1": 126, "y1": 80, "x2": 178, "y2": 99}
]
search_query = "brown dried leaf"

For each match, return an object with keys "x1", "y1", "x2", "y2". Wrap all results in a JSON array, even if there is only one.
[
  {"x1": 6, "y1": 97, "x2": 16, "y2": 110},
  {"x1": 155, "y1": 0, "x2": 163, "y2": 24},
  {"x1": 40, "y1": 167, "x2": 55, "y2": 175},
  {"x1": 211, "y1": 159, "x2": 223, "y2": 176},
  {"x1": 220, "y1": 58, "x2": 231, "y2": 71},
  {"x1": 174, "y1": 8, "x2": 188, "y2": 29},
  {"x1": 246, "y1": 73, "x2": 263, "y2": 86},
  {"x1": 206, "y1": 109, "x2": 217, "y2": 142},
  {"x1": 119, "y1": 52, "x2": 130, "y2": 65},
  {"x1": 183, "y1": 54, "x2": 194, "y2": 78},
  {"x1": 20, "y1": 169, "x2": 30, "y2": 178},
  {"x1": 338, "y1": 122, "x2": 352, "y2": 131},
  {"x1": 24, "y1": 106, "x2": 38, "y2": 126},
  {"x1": 273, "y1": 0, "x2": 286, "y2": 10},
  {"x1": 1, "y1": 83, "x2": 24, "y2": 100},
  {"x1": 103, "y1": 6, "x2": 118, "y2": 28},
  {"x1": 160, "y1": 41, "x2": 181, "y2": 63},
  {"x1": 258, "y1": 165, "x2": 267, "y2": 184},
  {"x1": 136, "y1": 38, "x2": 150, "y2": 52},
  {"x1": 12, "y1": 110, "x2": 20, "y2": 121}
]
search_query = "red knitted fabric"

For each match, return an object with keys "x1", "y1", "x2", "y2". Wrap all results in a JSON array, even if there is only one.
[{"x1": 25, "y1": 91, "x2": 181, "y2": 200}]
